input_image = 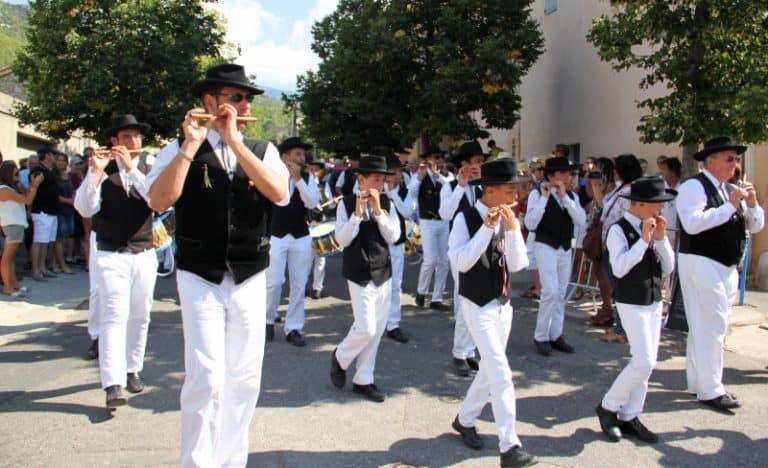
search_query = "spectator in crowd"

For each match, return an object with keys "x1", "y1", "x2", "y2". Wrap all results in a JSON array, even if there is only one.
[
  {"x1": 659, "y1": 157, "x2": 682, "y2": 246},
  {"x1": 29, "y1": 148, "x2": 61, "y2": 281},
  {"x1": 19, "y1": 154, "x2": 38, "y2": 189},
  {"x1": 487, "y1": 139, "x2": 504, "y2": 161},
  {"x1": 655, "y1": 155, "x2": 668, "y2": 177},
  {"x1": 53, "y1": 153, "x2": 75, "y2": 274},
  {"x1": 639, "y1": 158, "x2": 649, "y2": 177}
]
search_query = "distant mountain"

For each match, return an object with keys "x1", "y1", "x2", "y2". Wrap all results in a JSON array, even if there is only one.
[
  {"x1": 0, "y1": 1, "x2": 29, "y2": 68},
  {"x1": 260, "y1": 85, "x2": 290, "y2": 101}
]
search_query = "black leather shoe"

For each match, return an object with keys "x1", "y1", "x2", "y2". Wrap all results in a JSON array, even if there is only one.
[
  {"x1": 86, "y1": 339, "x2": 98, "y2": 360},
  {"x1": 266, "y1": 324, "x2": 275, "y2": 342},
  {"x1": 700, "y1": 394, "x2": 741, "y2": 412},
  {"x1": 466, "y1": 357, "x2": 479, "y2": 371},
  {"x1": 453, "y1": 358, "x2": 470, "y2": 377},
  {"x1": 415, "y1": 294, "x2": 425, "y2": 308},
  {"x1": 274, "y1": 315, "x2": 283, "y2": 323},
  {"x1": 620, "y1": 417, "x2": 658, "y2": 443},
  {"x1": 500, "y1": 445, "x2": 537, "y2": 467},
  {"x1": 550, "y1": 336, "x2": 575, "y2": 353},
  {"x1": 330, "y1": 348, "x2": 346, "y2": 388},
  {"x1": 352, "y1": 383, "x2": 386, "y2": 402},
  {"x1": 533, "y1": 340, "x2": 551, "y2": 357},
  {"x1": 311, "y1": 289, "x2": 322, "y2": 299},
  {"x1": 286, "y1": 330, "x2": 306, "y2": 347},
  {"x1": 386, "y1": 327, "x2": 409, "y2": 343},
  {"x1": 452, "y1": 416, "x2": 484, "y2": 450},
  {"x1": 105, "y1": 385, "x2": 127, "y2": 409},
  {"x1": 430, "y1": 301, "x2": 450, "y2": 311},
  {"x1": 595, "y1": 404, "x2": 622, "y2": 442},
  {"x1": 126, "y1": 373, "x2": 144, "y2": 393}
]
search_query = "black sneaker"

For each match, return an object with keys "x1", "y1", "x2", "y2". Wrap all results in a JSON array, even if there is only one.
[
  {"x1": 465, "y1": 356, "x2": 479, "y2": 371},
  {"x1": 595, "y1": 404, "x2": 622, "y2": 442},
  {"x1": 105, "y1": 385, "x2": 127, "y2": 409},
  {"x1": 286, "y1": 330, "x2": 306, "y2": 347},
  {"x1": 533, "y1": 340, "x2": 551, "y2": 357},
  {"x1": 266, "y1": 324, "x2": 275, "y2": 342},
  {"x1": 550, "y1": 336, "x2": 575, "y2": 353},
  {"x1": 700, "y1": 393, "x2": 741, "y2": 413},
  {"x1": 415, "y1": 293, "x2": 425, "y2": 308},
  {"x1": 451, "y1": 416, "x2": 484, "y2": 450},
  {"x1": 85, "y1": 339, "x2": 98, "y2": 360},
  {"x1": 430, "y1": 301, "x2": 450, "y2": 311},
  {"x1": 620, "y1": 417, "x2": 658, "y2": 443},
  {"x1": 352, "y1": 383, "x2": 386, "y2": 402},
  {"x1": 452, "y1": 358, "x2": 470, "y2": 377},
  {"x1": 126, "y1": 372, "x2": 145, "y2": 393},
  {"x1": 386, "y1": 328, "x2": 409, "y2": 343},
  {"x1": 330, "y1": 348, "x2": 346, "y2": 388},
  {"x1": 500, "y1": 445, "x2": 537, "y2": 467}
]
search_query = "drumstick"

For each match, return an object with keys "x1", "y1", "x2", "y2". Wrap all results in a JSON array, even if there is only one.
[
  {"x1": 318, "y1": 195, "x2": 343, "y2": 209},
  {"x1": 190, "y1": 113, "x2": 258, "y2": 123}
]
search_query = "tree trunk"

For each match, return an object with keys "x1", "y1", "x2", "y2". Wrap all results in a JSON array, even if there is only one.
[{"x1": 681, "y1": 141, "x2": 699, "y2": 178}]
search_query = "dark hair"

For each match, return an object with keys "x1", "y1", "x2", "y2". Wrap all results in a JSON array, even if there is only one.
[
  {"x1": 488, "y1": 139, "x2": 496, "y2": 147},
  {"x1": 595, "y1": 157, "x2": 615, "y2": 186},
  {"x1": 663, "y1": 157, "x2": 682, "y2": 178},
  {"x1": 614, "y1": 154, "x2": 643, "y2": 183},
  {"x1": 0, "y1": 161, "x2": 19, "y2": 188}
]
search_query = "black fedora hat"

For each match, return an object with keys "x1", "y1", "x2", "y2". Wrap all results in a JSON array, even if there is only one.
[
  {"x1": 385, "y1": 152, "x2": 405, "y2": 169},
  {"x1": 469, "y1": 159, "x2": 523, "y2": 186},
  {"x1": 620, "y1": 176, "x2": 677, "y2": 202},
  {"x1": 105, "y1": 114, "x2": 151, "y2": 139},
  {"x1": 191, "y1": 63, "x2": 264, "y2": 97},
  {"x1": 305, "y1": 155, "x2": 325, "y2": 168},
  {"x1": 347, "y1": 148, "x2": 362, "y2": 161},
  {"x1": 693, "y1": 137, "x2": 747, "y2": 161},
  {"x1": 356, "y1": 155, "x2": 393, "y2": 175},
  {"x1": 278, "y1": 137, "x2": 313, "y2": 154},
  {"x1": 450, "y1": 140, "x2": 488, "y2": 166},
  {"x1": 419, "y1": 144, "x2": 443, "y2": 159},
  {"x1": 543, "y1": 156, "x2": 577, "y2": 173}
]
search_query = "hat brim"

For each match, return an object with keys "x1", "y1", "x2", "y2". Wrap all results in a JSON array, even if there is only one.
[
  {"x1": 191, "y1": 79, "x2": 264, "y2": 97},
  {"x1": 620, "y1": 189, "x2": 677, "y2": 202},
  {"x1": 279, "y1": 142, "x2": 313, "y2": 154},
  {"x1": 693, "y1": 144, "x2": 747, "y2": 161},
  {"x1": 469, "y1": 176, "x2": 524, "y2": 186},
  {"x1": 105, "y1": 122, "x2": 151, "y2": 139},
  {"x1": 356, "y1": 168, "x2": 394, "y2": 176},
  {"x1": 450, "y1": 153, "x2": 489, "y2": 166}
]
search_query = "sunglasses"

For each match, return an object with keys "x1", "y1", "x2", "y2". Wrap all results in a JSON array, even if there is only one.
[
  {"x1": 724, "y1": 155, "x2": 741, "y2": 163},
  {"x1": 214, "y1": 92, "x2": 256, "y2": 103}
]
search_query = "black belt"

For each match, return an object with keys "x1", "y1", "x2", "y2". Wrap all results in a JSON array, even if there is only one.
[{"x1": 97, "y1": 242, "x2": 152, "y2": 254}]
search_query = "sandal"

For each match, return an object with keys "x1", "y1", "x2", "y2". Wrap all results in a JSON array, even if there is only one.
[
  {"x1": 589, "y1": 315, "x2": 614, "y2": 327},
  {"x1": 601, "y1": 330, "x2": 628, "y2": 344},
  {"x1": 571, "y1": 289, "x2": 585, "y2": 301}
]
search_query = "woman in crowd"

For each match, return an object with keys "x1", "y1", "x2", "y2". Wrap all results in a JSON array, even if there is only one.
[
  {"x1": 53, "y1": 153, "x2": 76, "y2": 274},
  {"x1": 0, "y1": 161, "x2": 42, "y2": 297}
]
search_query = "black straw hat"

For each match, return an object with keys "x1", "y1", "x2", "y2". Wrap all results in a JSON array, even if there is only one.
[
  {"x1": 191, "y1": 63, "x2": 264, "y2": 97},
  {"x1": 356, "y1": 155, "x2": 393, "y2": 175},
  {"x1": 543, "y1": 156, "x2": 577, "y2": 173},
  {"x1": 419, "y1": 144, "x2": 443, "y2": 159},
  {"x1": 105, "y1": 114, "x2": 151, "y2": 139},
  {"x1": 278, "y1": 137, "x2": 313, "y2": 154},
  {"x1": 620, "y1": 176, "x2": 677, "y2": 202},
  {"x1": 450, "y1": 140, "x2": 488, "y2": 166},
  {"x1": 385, "y1": 152, "x2": 405, "y2": 169},
  {"x1": 469, "y1": 159, "x2": 523, "y2": 186},
  {"x1": 693, "y1": 137, "x2": 747, "y2": 161}
]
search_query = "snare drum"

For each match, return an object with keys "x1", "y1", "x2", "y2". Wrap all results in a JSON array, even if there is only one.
[
  {"x1": 310, "y1": 221, "x2": 343, "y2": 257},
  {"x1": 403, "y1": 220, "x2": 422, "y2": 256}
]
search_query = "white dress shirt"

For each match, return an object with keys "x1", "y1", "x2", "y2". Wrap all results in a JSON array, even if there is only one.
[
  {"x1": 334, "y1": 197, "x2": 401, "y2": 247},
  {"x1": 448, "y1": 200, "x2": 529, "y2": 274},
  {"x1": 74, "y1": 157, "x2": 150, "y2": 218},
  {"x1": 524, "y1": 187, "x2": 587, "y2": 233},
  {"x1": 406, "y1": 167, "x2": 449, "y2": 192},
  {"x1": 607, "y1": 212, "x2": 675, "y2": 279},
  {"x1": 291, "y1": 173, "x2": 319, "y2": 209},
  {"x1": 439, "y1": 182, "x2": 478, "y2": 221},
  {"x1": 385, "y1": 182, "x2": 416, "y2": 218}
]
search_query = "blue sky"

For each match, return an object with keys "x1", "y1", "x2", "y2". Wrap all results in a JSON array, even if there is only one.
[{"x1": 4, "y1": 0, "x2": 339, "y2": 91}]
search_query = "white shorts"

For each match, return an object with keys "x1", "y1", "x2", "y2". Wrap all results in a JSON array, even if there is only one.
[{"x1": 32, "y1": 212, "x2": 57, "y2": 243}]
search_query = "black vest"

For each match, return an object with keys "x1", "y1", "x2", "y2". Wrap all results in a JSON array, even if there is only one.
[
  {"x1": 175, "y1": 138, "x2": 273, "y2": 284},
  {"x1": 340, "y1": 168, "x2": 357, "y2": 196},
  {"x1": 678, "y1": 173, "x2": 747, "y2": 267},
  {"x1": 447, "y1": 180, "x2": 477, "y2": 220},
  {"x1": 341, "y1": 194, "x2": 392, "y2": 286},
  {"x1": 271, "y1": 172, "x2": 311, "y2": 239},
  {"x1": 93, "y1": 161, "x2": 153, "y2": 253},
  {"x1": 534, "y1": 192, "x2": 576, "y2": 250},
  {"x1": 612, "y1": 218, "x2": 663, "y2": 306},
  {"x1": 390, "y1": 182, "x2": 409, "y2": 245},
  {"x1": 417, "y1": 175, "x2": 442, "y2": 220},
  {"x1": 458, "y1": 208, "x2": 508, "y2": 307}
]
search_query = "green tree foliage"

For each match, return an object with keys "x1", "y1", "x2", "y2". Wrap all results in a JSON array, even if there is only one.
[
  {"x1": 298, "y1": 0, "x2": 544, "y2": 153},
  {"x1": 241, "y1": 94, "x2": 294, "y2": 144},
  {"x1": 0, "y1": 1, "x2": 30, "y2": 68},
  {"x1": 588, "y1": 1, "x2": 768, "y2": 174},
  {"x1": 13, "y1": 0, "x2": 226, "y2": 142}
]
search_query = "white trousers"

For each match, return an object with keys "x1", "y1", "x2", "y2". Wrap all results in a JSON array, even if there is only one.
[
  {"x1": 533, "y1": 243, "x2": 572, "y2": 342},
  {"x1": 416, "y1": 219, "x2": 450, "y2": 302},
  {"x1": 177, "y1": 270, "x2": 266, "y2": 468},
  {"x1": 336, "y1": 279, "x2": 392, "y2": 385},
  {"x1": 601, "y1": 301, "x2": 662, "y2": 421},
  {"x1": 312, "y1": 253, "x2": 325, "y2": 292},
  {"x1": 678, "y1": 253, "x2": 738, "y2": 400},
  {"x1": 387, "y1": 243, "x2": 405, "y2": 331},
  {"x1": 95, "y1": 248, "x2": 156, "y2": 389},
  {"x1": 87, "y1": 232, "x2": 100, "y2": 340},
  {"x1": 458, "y1": 296, "x2": 521, "y2": 452},
  {"x1": 450, "y1": 262, "x2": 475, "y2": 359},
  {"x1": 266, "y1": 234, "x2": 313, "y2": 334}
]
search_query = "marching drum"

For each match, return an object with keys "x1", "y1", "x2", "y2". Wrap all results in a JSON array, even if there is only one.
[
  {"x1": 403, "y1": 219, "x2": 422, "y2": 256},
  {"x1": 310, "y1": 220, "x2": 343, "y2": 257}
]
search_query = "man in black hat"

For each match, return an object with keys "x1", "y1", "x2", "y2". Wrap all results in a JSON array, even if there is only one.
[
  {"x1": 334, "y1": 149, "x2": 361, "y2": 196},
  {"x1": 308, "y1": 156, "x2": 332, "y2": 300},
  {"x1": 74, "y1": 114, "x2": 156, "y2": 410},
  {"x1": 147, "y1": 63, "x2": 289, "y2": 467},
  {"x1": 408, "y1": 144, "x2": 451, "y2": 310},
  {"x1": 440, "y1": 140, "x2": 486, "y2": 376},
  {"x1": 524, "y1": 156, "x2": 586, "y2": 356},
  {"x1": 596, "y1": 177, "x2": 676, "y2": 444},
  {"x1": 265, "y1": 137, "x2": 319, "y2": 346},
  {"x1": 447, "y1": 158, "x2": 536, "y2": 468},
  {"x1": 330, "y1": 155, "x2": 400, "y2": 402},
  {"x1": 675, "y1": 137, "x2": 764, "y2": 413}
]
